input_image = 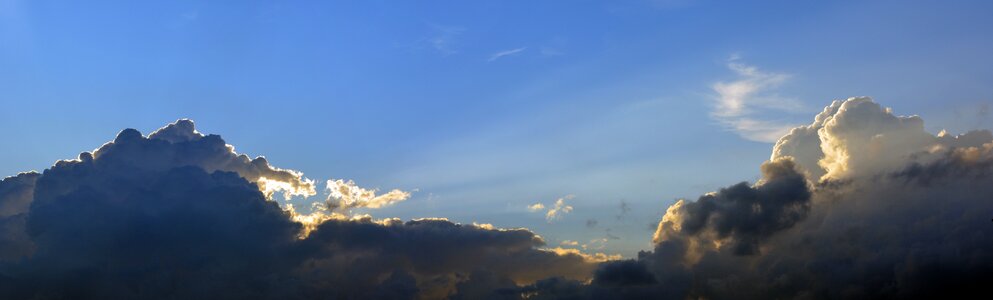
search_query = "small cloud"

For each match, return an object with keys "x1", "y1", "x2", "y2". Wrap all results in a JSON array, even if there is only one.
[
  {"x1": 326, "y1": 179, "x2": 411, "y2": 210},
  {"x1": 586, "y1": 219, "x2": 599, "y2": 228},
  {"x1": 546, "y1": 195, "x2": 574, "y2": 222},
  {"x1": 488, "y1": 47, "x2": 527, "y2": 62},
  {"x1": 527, "y1": 203, "x2": 546, "y2": 212},
  {"x1": 616, "y1": 200, "x2": 631, "y2": 220},
  {"x1": 561, "y1": 240, "x2": 579, "y2": 246}
]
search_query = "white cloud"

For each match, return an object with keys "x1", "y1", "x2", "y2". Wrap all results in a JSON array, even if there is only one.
[
  {"x1": 527, "y1": 203, "x2": 546, "y2": 212},
  {"x1": 545, "y1": 196, "x2": 574, "y2": 222},
  {"x1": 711, "y1": 56, "x2": 803, "y2": 142},
  {"x1": 326, "y1": 179, "x2": 411, "y2": 210},
  {"x1": 488, "y1": 47, "x2": 527, "y2": 62}
]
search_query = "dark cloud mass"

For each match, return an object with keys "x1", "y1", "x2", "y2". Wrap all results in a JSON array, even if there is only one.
[
  {"x1": 521, "y1": 97, "x2": 993, "y2": 299},
  {"x1": 0, "y1": 120, "x2": 597, "y2": 299},
  {"x1": 3, "y1": 97, "x2": 993, "y2": 299}
]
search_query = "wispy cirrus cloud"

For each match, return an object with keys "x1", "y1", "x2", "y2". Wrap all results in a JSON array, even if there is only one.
[
  {"x1": 711, "y1": 56, "x2": 803, "y2": 142},
  {"x1": 488, "y1": 47, "x2": 527, "y2": 62}
]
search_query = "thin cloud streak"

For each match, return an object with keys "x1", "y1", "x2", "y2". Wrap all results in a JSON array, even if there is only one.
[
  {"x1": 711, "y1": 56, "x2": 802, "y2": 142},
  {"x1": 488, "y1": 47, "x2": 527, "y2": 62}
]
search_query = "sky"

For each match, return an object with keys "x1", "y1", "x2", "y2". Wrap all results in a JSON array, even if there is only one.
[{"x1": 2, "y1": 0, "x2": 993, "y2": 260}]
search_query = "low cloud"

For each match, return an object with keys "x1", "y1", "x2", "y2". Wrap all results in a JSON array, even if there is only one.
[
  {"x1": 0, "y1": 120, "x2": 601, "y2": 299},
  {"x1": 521, "y1": 97, "x2": 993, "y2": 299},
  {"x1": 3, "y1": 96, "x2": 992, "y2": 298}
]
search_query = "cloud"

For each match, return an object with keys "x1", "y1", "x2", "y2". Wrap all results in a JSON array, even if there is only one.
[
  {"x1": 545, "y1": 196, "x2": 574, "y2": 222},
  {"x1": 527, "y1": 196, "x2": 574, "y2": 223},
  {"x1": 772, "y1": 97, "x2": 993, "y2": 180},
  {"x1": 520, "y1": 97, "x2": 993, "y2": 299},
  {"x1": 586, "y1": 219, "x2": 598, "y2": 228},
  {"x1": 326, "y1": 178, "x2": 411, "y2": 210},
  {"x1": 488, "y1": 47, "x2": 527, "y2": 62},
  {"x1": 5, "y1": 95, "x2": 993, "y2": 298},
  {"x1": 0, "y1": 120, "x2": 602, "y2": 299},
  {"x1": 616, "y1": 200, "x2": 631, "y2": 220},
  {"x1": 711, "y1": 57, "x2": 803, "y2": 142}
]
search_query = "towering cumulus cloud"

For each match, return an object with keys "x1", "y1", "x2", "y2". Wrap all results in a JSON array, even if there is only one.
[
  {"x1": 520, "y1": 97, "x2": 993, "y2": 299},
  {"x1": 2, "y1": 97, "x2": 992, "y2": 299},
  {"x1": 0, "y1": 120, "x2": 599, "y2": 299}
]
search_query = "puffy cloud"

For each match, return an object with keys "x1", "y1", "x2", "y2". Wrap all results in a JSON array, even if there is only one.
[
  {"x1": 6, "y1": 94, "x2": 993, "y2": 299},
  {"x1": 325, "y1": 178, "x2": 411, "y2": 210},
  {"x1": 546, "y1": 196, "x2": 574, "y2": 222},
  {"x1": 772, "y1": 97, "x2": 993, "y2": 180},
  {"x1": 0, "y1": 120, "x2": 601, "y2": 299},
  {"x1": 527, "y1": 203, "x2": 546, "y2": 212},
  {"x1": 531, "y1": 97, "x2": 993, "y2": 299},
  {"x1": 653, "y1": 159, "x2": 811, "y2": 256}
]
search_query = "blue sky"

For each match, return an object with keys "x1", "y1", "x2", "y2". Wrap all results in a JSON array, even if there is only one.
[{"x1": 2, "y1": 0, "x2": 992, "y2": 256}]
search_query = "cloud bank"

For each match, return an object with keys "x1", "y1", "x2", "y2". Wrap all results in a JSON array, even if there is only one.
[
  {"x1": 3, "y1": 96, "x2": 993, "y2": 298},
  {"x1": 0, "y1": 120, "x2": 599, "y2": 299},
  {"x1": 521, "y1": 97, "x2": 993, "y2": 299}
]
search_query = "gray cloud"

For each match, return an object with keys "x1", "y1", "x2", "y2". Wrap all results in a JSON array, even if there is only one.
[
  {"x1": 519, "y1": 97, "x2": 993, "y2": 299},
  {"x1": 4, "y1": 96, "x2": 993, "y2": 298},
  {"x1": 0, "y1": 120, "x2": 599, "y2": 299}
]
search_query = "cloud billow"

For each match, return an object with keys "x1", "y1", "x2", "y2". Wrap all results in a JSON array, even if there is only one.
[
  {"x1": 2, "y1": 96, "x2": 993, "y2": 298},
  {"x1": 521, "y1": 97, "x2": 993, "y2": 299},
  {"x1": 0, "y1": 120, "x2": 599, "y2": 299}
]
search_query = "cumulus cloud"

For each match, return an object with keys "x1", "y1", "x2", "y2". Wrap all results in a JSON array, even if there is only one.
[
  {"x1": 526, "y1": 196, "x2": 574, "y2": 223},
  {"x1": 546, "y1": 196, "x2": 574, "y2": 222},
  {"x1": 711, "y1": 57, "x2": 803, "y2": 142},
  {"x1": 519, "y1": 97, "x2": 993, "y2": 299},
  {"x1": 772, "y1": 97, "x2": 993, "y2": 180},
  {"x1": 0, "y1": 120, "x2": 601, "y2": 299},
  {"x1": 326, "y1": 178, "x2": 411, "y2": 210},
  {"x1": 5, "y1": 95, "x2": 993, "y2": 298}
]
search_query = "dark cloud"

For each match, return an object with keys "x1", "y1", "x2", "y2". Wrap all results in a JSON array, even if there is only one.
[
  {"x1": 5, "y1": 96, "x2": 993, "y2": 299},
  {"x1": 518, "y1": 98, "x2": 993, "y2": 299},
  {"x1": 616, "y1": 200, "x2": 630, "y2": 220},
  {"x1": 585, "y1": 218, "x2": 598, "y2": 228},
  {"x1": 654, "y1": 159, "x2": 811, "y2": 255},
  {"x1": 0, "y1": 172, "x2": 39, "y2": 261},
  {"x1": 0, "y1": 121, "x2": 598, "y2": 299}
]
